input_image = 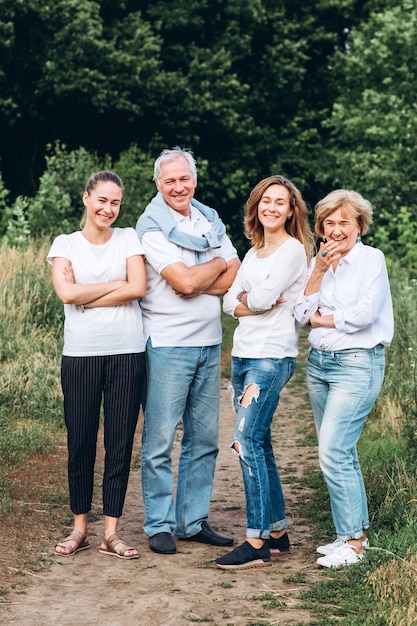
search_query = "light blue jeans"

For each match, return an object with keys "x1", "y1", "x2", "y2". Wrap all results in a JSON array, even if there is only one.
[
  {"x1": 231, "y1": 356, "x2": 296, "y2": 539},
  {"x1": 141, "y1": 339, "x2": 221, "y2": 538},
  {"x1": 306, "y1": 345, "x2": 385, "y2": 541}
]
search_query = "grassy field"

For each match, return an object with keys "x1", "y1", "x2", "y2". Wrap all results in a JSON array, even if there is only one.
[{"x1": 1, "y1": 240, "x2": 417, "y2": 624}]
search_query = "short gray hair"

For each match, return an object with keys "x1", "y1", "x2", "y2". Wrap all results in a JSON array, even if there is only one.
[{"x1": 153, "y1": 146, "x2": 197, "y2": 183}]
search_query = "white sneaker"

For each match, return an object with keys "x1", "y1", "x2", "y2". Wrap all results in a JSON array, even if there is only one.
[
  {"x1": 316, "y1": 537, "x2": 369, "y2": 555},
  {"x1": 316, "y1": 542, "x2": 364, "y2": 568}
]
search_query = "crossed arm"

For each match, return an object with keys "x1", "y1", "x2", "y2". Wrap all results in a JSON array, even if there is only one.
[
  {"x1": 161, "y1": 256, "x2": 241, "y2": 297},
  {"x1": 232, "y1": 292, "x2": 287, "y2": 317},
  {"x1": 51, "y1": 255, "x2": 146, "y2": 307}
]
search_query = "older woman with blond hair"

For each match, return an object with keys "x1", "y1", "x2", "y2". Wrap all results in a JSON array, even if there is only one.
[{"x1": 295, "y1": 189, "x2": 394, "y2": 568}]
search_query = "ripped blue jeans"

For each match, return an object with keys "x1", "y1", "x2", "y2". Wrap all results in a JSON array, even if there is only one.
[{"x1": 230, "y1": 356, "x2": 296, "y2": 539}]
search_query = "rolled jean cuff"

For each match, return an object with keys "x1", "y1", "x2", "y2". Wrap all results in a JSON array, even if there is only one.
[
  {"x1": 247, "y1": 529, "x2": 270, "y2": 540},
  {"x1": 338, "y1": 531, "x2": 365, "y2": 541},
  {"x1": 270, "y1": 519, "x2": 288, "y2": 533}
]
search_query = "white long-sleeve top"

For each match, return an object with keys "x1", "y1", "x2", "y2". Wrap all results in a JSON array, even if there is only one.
[
  {"x1": 223, "y1": 238, "x2": 307, "y2": 358},
  {"x1": 294, "y1": 242, "x2": 394, "y2": 351}
]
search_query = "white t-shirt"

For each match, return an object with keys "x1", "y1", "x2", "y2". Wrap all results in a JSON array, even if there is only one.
[
  {"x1": 223, "y1": 238, "x2": 307, "y2": 358},
  {"x1": 294, "y1": 242, "x2": 394, "y2": 350},
  {"x1": 140, "y1": 205, "x2": 238, "y2": 347},
  {"x1": 47, "y1": 227, "x2": 145, "y2": 356}
]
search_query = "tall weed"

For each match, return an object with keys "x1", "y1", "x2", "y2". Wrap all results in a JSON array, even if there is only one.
[
  {"x1": 367, "y1": 552, "x2": 417, "y2": 626},
  {"x1": 0, "y1": 240, "x2": 63, "y2": 469},
  {"x1": 383, "y1": 264, "x2": 417, "y2": 405},
  {"x1": 299, "y1": 263, "x2": 417, "y2": 625}
]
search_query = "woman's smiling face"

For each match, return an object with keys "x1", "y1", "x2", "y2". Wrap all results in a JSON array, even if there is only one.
[
  {"x1": 257, "y1": 184, "x2": 292, "y2": 233},
  {"x1": 83, "y1": 181, "x2": 122, "y2": 230},
  {"x1": 322, "y1": 205, "x2": 361, "y2": 257}
]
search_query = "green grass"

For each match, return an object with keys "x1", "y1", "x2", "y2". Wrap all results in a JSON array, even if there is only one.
[
  {"x1": 2, "y1": 242, "x2": 417, "y2": 625},
  {"x1": 0, "y1": 240, "x2": 65, "y2": 514},
  {"x1": 284, "y1": 265, "x2": 417, "y2": 626},
  {"x1": 220, "y1": 309, "x2": 237, "y2": 377}
]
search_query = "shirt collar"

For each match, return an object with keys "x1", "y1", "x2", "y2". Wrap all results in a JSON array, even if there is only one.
[
  {"x1": 169, "y1": 204, "x2": 201, "y2": 225},
  {"x1": 340, "y1": 241, "x2": 363, "y2": 265}
]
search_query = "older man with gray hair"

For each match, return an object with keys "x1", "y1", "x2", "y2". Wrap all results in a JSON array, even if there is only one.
[{"x1": 136, "y1": 147, "x2": 240, "y2": 554}]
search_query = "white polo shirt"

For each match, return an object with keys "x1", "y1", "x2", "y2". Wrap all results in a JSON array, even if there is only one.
[{"x1": 140, "y1": 205, "x2": 238, "y2": 347}]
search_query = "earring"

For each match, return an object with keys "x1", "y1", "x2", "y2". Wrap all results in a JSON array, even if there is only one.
[
  {"x1": 322, "y1": 237, "x2": 327, "y2": 243},
  {"x1": 357, "y1": 234, "x2": 362, "y2": 243}
]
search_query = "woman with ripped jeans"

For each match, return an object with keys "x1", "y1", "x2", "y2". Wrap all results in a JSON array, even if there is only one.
[{"x1": 215, "y1": 175, "x2": 314, "y2": 570}]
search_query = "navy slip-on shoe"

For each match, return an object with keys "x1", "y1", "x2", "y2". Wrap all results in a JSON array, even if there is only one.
[
  {"x1": 178, "y1": 521, "x2": 234, "y2": 547},
  {"x1": 214, "y1": 541, "x2": 272, "y2": 570}
]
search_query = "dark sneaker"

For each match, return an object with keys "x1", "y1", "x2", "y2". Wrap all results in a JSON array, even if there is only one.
[
  {"x1": 178, "y1": 521, "x2": 234, "y2": 546},
  {"x1": 214, "y1": 541, "x2": 272, "y2": 570},
  {"x1": 269, "y1": 532, "x2": 291, "y2": 556}
]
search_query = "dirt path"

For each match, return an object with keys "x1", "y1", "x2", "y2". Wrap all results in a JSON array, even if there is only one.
[{"x1": 2, "y1": 366, "x2": 320, "y2": 626}]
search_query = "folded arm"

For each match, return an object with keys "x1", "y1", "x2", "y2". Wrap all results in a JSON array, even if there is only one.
[
  {"x1": 52, "y1": 257, "x2": 124, "y2": 305},
  {"x1": 84, "y1": 255, "x2": 146, "y2": 307},
  {"x1": 52, "y1": 255, "x2": 146, "y2": 307},
  {"x1": 203, "y1": 257, "x2": 241, "y2": 296},
  {"x1": 161, "y1": 256, "x2": 229, "y2": 296},
  {"x1": 233, "y1": 292, "x2": 287, "y2": 317}
]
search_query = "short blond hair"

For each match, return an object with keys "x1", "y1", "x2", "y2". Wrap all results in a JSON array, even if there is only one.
[{"x1": 314, "y1": 189, "x2": 373, "y2": 238}]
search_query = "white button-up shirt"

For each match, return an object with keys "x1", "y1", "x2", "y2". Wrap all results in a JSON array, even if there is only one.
[{"x1": 294, "y1": 243, "x2": 394, "y2": 351}]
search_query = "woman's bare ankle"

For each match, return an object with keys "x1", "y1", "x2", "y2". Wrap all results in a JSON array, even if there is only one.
[
  {"x1": 246, "y1": 537, "x2": 265, "y2": 549},
  {"x1": 270, "y1": 529, "x2": 286, "y2": 539}
]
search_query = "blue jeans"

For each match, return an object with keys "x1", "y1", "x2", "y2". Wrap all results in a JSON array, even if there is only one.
[
  {"x1": 306, "y1": 345, "x2": 385, "y2": 541},
  {"x1": 230, "y1": 356, "x2": 296, "y2": 539},
  {"x1": 141, "y1": 339, "x2": 221, "y2": 537}
]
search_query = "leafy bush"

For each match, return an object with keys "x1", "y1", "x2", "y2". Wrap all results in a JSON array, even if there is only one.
[
  {"x1": 112, "y1": 144, "x2": 156, "y2": 227},
  {"x1": 0, "y1": 142, "x2": 156, "y2": 246},
  {"x1": 2, "y1": 196, "x2": 31, "y2": 248}
]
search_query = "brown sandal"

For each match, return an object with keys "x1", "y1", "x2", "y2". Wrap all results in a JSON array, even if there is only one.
[
  {"x1": 99, "y1": 534, "x2": 139, "y2": 560},
  {"x1": 55, "y1": 529, "x2": 90, "y2": 556}
]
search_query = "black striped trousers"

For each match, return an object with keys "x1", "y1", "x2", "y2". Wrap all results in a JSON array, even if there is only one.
[{"x1": 61, "y1": 353, "x2": 145, "y2": 518}]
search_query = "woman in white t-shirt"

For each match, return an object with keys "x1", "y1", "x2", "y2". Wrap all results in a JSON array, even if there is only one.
[
  {"x1": 48, "y1": 171, "x2": 146, "y2": 560},
  {"x1": 215, "y1": 175, "x2": 314, "y2": 570}
]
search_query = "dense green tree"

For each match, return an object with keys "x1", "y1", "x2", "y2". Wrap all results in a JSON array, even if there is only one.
[
  {"x1": 318, "y1": 3, "x2": 417, "y2": 267},
  {"x1": 0, "y1": 0, "x2": 161, "y2": 196},
  {"x1": 0, "y1": 0, "x2": 405, "y2": 251},
  {"x1": 137, "y1": 0, "x2": 372, "y2": 225}
]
